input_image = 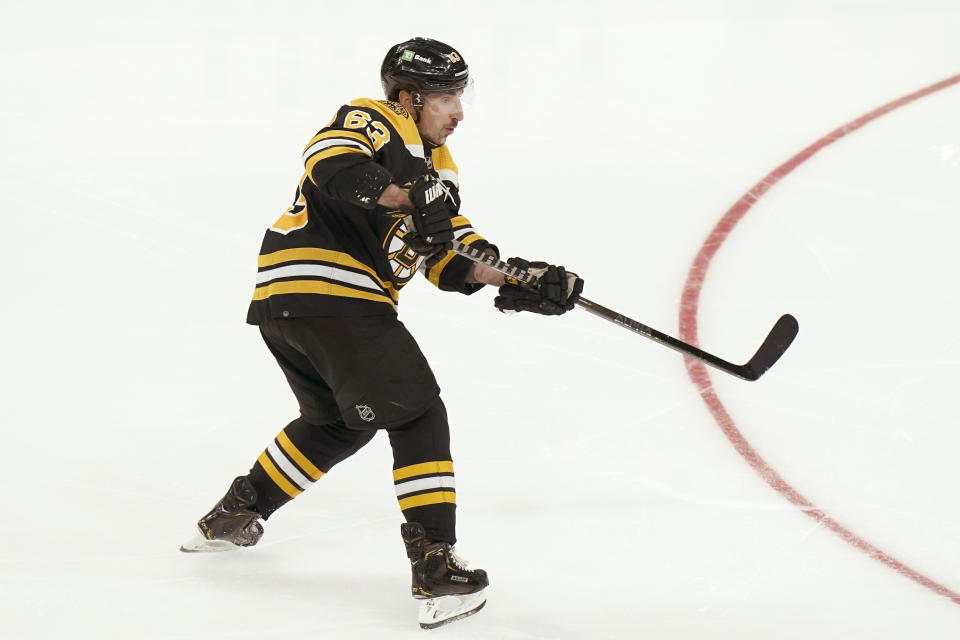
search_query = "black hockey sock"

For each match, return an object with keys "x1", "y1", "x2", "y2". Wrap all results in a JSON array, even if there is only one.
[
  {"x1": 248, "y1": 416, "x2": 376, "y2": 518},
  {"x1": 388, "y1": 400, "x2": 457, "y2": 544}
]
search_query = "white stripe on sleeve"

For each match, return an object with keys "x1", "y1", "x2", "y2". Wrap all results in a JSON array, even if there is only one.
[
  {"x1": 436, "y1": 168, "x2": 459, "y2": 186},
  {"x1": 302, "y1": 138, "x2": 372, "y2": 162}
]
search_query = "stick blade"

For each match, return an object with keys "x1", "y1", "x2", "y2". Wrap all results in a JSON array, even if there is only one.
[{"x1": 739, "y1": 314, "x2": 799, "y2": 381}]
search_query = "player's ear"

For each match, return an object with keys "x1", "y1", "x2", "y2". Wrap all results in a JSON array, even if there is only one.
[{"x1": 397, "y1": 90, "x2": 414, "y2": 112}]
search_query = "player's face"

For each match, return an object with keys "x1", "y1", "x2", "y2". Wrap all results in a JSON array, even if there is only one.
[{"x1": 416, "y1": 90, "x2": 464, "y2": 146}]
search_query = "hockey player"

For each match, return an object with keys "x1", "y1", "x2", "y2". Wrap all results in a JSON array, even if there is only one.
[{"x1": 180, "y1": 37, "x2": 583, "y2": 629}]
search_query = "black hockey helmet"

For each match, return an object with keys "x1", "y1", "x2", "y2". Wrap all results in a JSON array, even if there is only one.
[{"x1": 381, "y1": 37, "x2": 470, "y2": 102}]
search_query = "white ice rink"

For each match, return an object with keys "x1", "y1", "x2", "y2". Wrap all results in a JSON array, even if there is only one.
[{"x1": 3, "y1": 1, "x2": 960, "y2": 638}]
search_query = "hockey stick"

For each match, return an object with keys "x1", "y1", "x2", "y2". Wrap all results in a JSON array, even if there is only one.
[{"x1": 449, "y1": 240, "x2": 799, "y2": 381}]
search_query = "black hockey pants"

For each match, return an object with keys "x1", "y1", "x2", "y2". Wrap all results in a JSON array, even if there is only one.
[{"x1": 245, "y1": 315, "x2": 458, "y2": 544}]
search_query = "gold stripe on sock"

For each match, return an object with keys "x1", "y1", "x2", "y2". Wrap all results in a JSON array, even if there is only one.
[
  {"x1": 393, "y1": 461, "x2": 454, "y2": 482},
  {"x1": 277, "y1": 431, "x2": 325, "y2": 481},
  {"x1": 258, "y1": 451, "x2": 302, "y2": 498},
  {"x1": 398, "y1": 490, "x2": 457, "y2": 511}
]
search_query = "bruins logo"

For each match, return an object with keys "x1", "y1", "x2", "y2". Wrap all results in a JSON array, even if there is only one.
[{"x1": 383, "y1": 218, "x2": 423, "y2": 285}]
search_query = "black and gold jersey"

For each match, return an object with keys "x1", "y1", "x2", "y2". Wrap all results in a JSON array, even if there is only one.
[{"x1": 246, "y1": 98, "x2": 496, "y2": 324}]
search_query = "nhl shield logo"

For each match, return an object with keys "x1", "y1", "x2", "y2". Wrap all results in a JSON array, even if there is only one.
[{"x1": 355, "y1": 404, "x2": 376, "y2": 422}]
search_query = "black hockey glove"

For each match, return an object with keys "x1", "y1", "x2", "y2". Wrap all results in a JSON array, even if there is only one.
[
  {"x1": 494, "y1": 257, "x2": 584, "y2": 316},
  {"x1": 403, "y1": 174, "x2": 455, "y2": 266}
]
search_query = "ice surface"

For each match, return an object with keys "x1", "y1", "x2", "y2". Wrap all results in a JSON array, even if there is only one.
[{"x1": 2, "y1": 1, "x2": 960, "y2": 638}]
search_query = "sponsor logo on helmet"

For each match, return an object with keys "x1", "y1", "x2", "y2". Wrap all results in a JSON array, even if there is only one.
[{"x1": 401, "y1": 49, "x2": 433, "y2": 64}]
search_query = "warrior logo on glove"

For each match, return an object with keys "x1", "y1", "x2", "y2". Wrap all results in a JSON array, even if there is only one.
[
  {"x1": 395, "y1": 174, "x2": 456, "y2": 267},
  {"x1": 419, "y1": 181, "x2": 445, "y2": 207},
  {"x1": 494, "y1": 257, "x2": 584, "y2": 316}
]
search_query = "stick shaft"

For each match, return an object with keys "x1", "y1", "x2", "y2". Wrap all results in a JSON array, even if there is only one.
[{"x1": 448, "y1": 240, "x2": 796, "y2": 381}]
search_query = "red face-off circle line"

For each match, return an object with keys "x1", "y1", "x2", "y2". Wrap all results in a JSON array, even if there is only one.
[{"x1": 678, "y1": 73, "x2": 960, "y2": 605}]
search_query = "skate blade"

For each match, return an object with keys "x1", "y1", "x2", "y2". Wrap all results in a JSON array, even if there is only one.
[
  {"x1": 179, "y1": 532, "x2": 242, "y2": 553},
  {"x1": 418, "y1": 590, "x2": 487, "y2": 629}
]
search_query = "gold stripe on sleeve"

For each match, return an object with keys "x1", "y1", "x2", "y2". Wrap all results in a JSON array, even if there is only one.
[
  {"x1": 270, "y1": 210, "x2": 309, "y2": 233},
  {"x1": 305, "y1": 146, "x2": 370, "y2": 175},
  {"x1": 426, "y1": 251, "x2": 459, "y2": 288},
  {"x1": 427, "y1": 235, "x2": 484, "y2": 287},
  {"x1": 430, "y1": 145, "x2": 459, "y2": 175},
  {"x1": 303, "y1": 129, "x2": 372, "y2": 155},
  {"x1": 454, "y1": 232, "x2": 481, "y2": 245}
]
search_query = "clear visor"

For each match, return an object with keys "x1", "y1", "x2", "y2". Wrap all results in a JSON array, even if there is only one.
[{"x1": 419, "y1": 77, "x2": 474, "y2": 115}]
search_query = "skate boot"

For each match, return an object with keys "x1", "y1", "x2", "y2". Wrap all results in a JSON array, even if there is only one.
[
  {"x1": 401, "y1": 522, "x2": 488, "y2": 629},
  {"x1": 179, "y1": 476, "x2": 264, "y2": 552}
]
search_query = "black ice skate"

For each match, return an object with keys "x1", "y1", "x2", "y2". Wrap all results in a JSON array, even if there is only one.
[
  {"x1": 401, "y1": 522, "x2": 488, "y2": 629},
  {"x1": 180, "y1": 476, "x2": 264, "y2": 552}
]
